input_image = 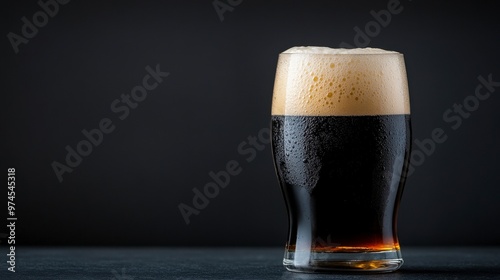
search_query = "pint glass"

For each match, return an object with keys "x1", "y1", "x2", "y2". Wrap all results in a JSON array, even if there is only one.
[{"x1": 271, "y1": 47, "x2": 411, "y2": 273}]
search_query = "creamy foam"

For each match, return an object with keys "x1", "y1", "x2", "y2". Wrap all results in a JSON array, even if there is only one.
[{"x1": 272, "y1": 46, "x2": 410, "y2": 116}]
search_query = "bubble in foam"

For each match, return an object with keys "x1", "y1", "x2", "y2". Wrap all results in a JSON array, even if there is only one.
[{"x1": 271, "y1": 46, "x2": 410, "y2": 116}]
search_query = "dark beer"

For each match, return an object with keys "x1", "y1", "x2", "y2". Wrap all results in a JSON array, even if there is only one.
[
  {"x1": 271, "y1": 47, "x2": 411, "y2": 272},
  {"x1": 271, "y1": 115, "x2": 411, "y2": 251}
]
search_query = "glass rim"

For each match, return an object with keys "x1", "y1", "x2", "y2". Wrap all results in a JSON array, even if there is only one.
[{"x1": 278, "y1": 52, "x2": 404, "y2": 57}]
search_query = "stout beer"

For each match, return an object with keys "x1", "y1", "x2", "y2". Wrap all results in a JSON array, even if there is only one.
[{"x1": 271, "y1": 47, "x2": 411, "y2": 273}]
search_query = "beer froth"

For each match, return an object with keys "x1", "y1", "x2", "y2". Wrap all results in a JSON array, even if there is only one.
[{"x1": 272, "y1": 46, "x2": 410, "y2": 116}]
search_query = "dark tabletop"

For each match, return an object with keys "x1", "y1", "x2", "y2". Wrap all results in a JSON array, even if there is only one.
[{"x1": 1, "y1": 247, "x2": 499, "y2": 279}]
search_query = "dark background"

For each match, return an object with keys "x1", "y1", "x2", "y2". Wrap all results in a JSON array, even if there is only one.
[{"x1": 1, "y1": 0, "x2": 499, "y2": 247}]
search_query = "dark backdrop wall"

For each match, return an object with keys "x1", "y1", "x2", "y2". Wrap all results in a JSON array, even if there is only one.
[{"x1": 2, "y1": 0, "x2": 499, "y2": 246}]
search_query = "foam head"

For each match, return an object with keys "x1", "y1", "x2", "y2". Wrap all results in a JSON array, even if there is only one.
[{"x1": 272, "y1": 46, "x2": 410, "y2": 116}]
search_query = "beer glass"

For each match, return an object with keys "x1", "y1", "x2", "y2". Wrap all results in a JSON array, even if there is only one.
[{"x1": 271, "y1": 47, "x2": 411, "y2": 273}]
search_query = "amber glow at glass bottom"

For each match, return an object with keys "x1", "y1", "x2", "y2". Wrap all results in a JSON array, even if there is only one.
[{"x1": 284, "y1": 244, "x2": 403, "y2": 272}]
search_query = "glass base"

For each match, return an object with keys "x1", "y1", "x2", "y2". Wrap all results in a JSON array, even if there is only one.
[{"x1": 283, "y1": 249, "x2": 403, "y2": 273}]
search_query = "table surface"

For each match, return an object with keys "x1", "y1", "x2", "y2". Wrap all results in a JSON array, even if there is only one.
[{"x1": 1, "y1": 247, "x2": 499, "y2": 279}]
